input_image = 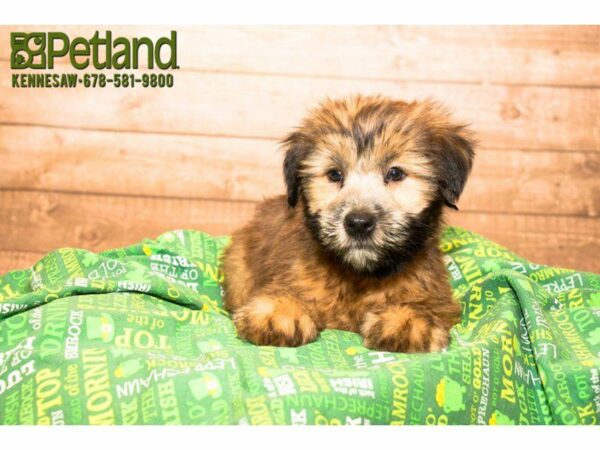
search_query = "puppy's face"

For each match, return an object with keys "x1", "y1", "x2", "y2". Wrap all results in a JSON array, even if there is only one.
[{"x1": 283, "y1": 96, "x2": 474, "y2": 276}]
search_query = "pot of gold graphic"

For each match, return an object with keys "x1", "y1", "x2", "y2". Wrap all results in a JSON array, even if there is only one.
[
  {"x1": 188, "y1": 373, "x2": 223, "y2": 401},
  {"x1": 86, "y1": 313, "x2": 116, "y2": 343},
  {"x1": 115, "y1": 359, "x2": 143, "y2": 378},
  {"x1": 489, "y1": 410, "x2": 515, "y2": 425},
  {"x1": 197, "y1": 339, "x2": 223, "y2": 353},
  {"x1": 435, "y1": 376, "x2": 466, "y2": 413}
]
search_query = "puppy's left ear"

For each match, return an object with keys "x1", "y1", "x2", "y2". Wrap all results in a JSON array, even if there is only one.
[
  {"x1": 433, "y1": 124, "x2": 475, "y2": 210},
  {"x1": 281, "y1": 132, "x2": 311, "y2": 208},
  {"x1": 410, "y1": 101, "x2": 475, "y2": 211}
]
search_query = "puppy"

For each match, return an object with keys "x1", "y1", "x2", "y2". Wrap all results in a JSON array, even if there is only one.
[{"x1": 222, "y1": 95, "x2": 474, "y2": 353}]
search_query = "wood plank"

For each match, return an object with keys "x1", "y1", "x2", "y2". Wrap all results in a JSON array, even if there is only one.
[
  {"x1": 0, "y1": 250, "x2": 42, "y2": 275},
  {"x1": 1, "y1": 125, "x2": 598, "y2": 217},
  {"x1": 2, "y1": 62, "x2": 600, "y2": 152},
  {"x1": 0, "y1": 190, "x2": 598, "y2": 273},
  {"x1": 1, "y1": 26, "x2": 599, "y2": 86},
  {"x1": 0, "y1": 125, "x2": 282, "y2": 204},
  {"x1": 0, "y1": 190, "x2": 257, "y2": 253},
  {"x1": 448, "y1": 212, "x2": 600, "y2": 273},
  {"x1": 461, "y1": 149, "x2": 600, "y2": 218}
]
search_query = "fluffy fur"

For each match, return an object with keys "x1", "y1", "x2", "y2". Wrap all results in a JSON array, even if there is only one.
[{"x1": 222, "y1": 95, "x2": 475, "y2": 352}]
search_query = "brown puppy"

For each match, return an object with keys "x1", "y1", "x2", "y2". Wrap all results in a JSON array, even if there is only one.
[{"x1": 222, "y1": 95, "x2": 474, "y2": 353}]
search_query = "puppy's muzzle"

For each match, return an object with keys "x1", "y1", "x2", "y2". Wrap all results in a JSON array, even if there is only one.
[{"x1": 344, "y1": 210, "x2": 376, "y2": 238}]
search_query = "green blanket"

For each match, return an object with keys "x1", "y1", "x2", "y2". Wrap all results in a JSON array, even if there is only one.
[{"x1": 0, "y1": 227, "x2": 599, "y2": 425}]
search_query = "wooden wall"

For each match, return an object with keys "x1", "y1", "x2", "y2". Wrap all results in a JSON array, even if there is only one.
[{"x1": 0, "y1": 26, "x2": 599, "y2": 274}]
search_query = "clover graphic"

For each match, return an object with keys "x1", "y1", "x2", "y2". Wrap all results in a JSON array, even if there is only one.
[
  {"x1": 589, "y1": 292, "x2": 600, "y2": 308},
  {"x1": 586, "y1": 328, "x2": 600, "y2": 347}
]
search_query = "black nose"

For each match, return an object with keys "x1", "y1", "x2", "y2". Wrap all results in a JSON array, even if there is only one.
[{"x1": 344, "y1": 211, "x2": 376, "y2": 237}]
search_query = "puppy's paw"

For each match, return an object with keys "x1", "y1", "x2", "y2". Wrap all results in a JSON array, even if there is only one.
[
  {"x1": 233, "y1": 295, "x2": 319, "y2": 347},
  {"x1": 360, "y1": 305, "x2": 449, "y2": 353}
]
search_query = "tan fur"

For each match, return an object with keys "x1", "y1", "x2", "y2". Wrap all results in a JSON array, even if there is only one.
[{"x1": 222, "y1": 95, "x2": 474, "y2": 353}]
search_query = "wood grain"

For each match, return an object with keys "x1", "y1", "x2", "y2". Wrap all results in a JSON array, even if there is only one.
[
  {"x1": 0, "y1": 250, "x2": 42, "y2": 275},
  {"x1": 2, "y1": 61, "x2": 600, "y2": 152},
  {"x1": 0, "y1": 190, "x2": 598, "y2": 273},
  {"x1": 449, "y1": 212, "x2": 600, "y2": 272},
  {"x1": 2, "y1": 26, "x2": 599, "y2": 86},
  {"x1": 2, "y1": 125, "x2": 598, "y2": 217},
  {"x1": 0, "y1": 125, "x2": 281, "y2": 203},
  {"x1": 1, "y1": 26, "x2": 598, "y2": 275},
  {"x1": 0, "y1": 190, "x2": 255, "y2": 254},
  {"x1": 461, "y1": 150, "x2": 600, "y2": 217}
]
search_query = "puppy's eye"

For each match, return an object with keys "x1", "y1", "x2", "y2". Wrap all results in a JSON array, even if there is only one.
[
  {"x1": 327, "y1": 169, "x2": 343, "y2": 183},
  {"x1": 385, "y1": 167, "x2": 406, "y2": 183}
]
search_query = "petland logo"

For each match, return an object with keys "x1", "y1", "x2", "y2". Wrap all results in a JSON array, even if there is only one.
[{"x1": 10, "y1": 31, "x2": 178, "y2": 88}]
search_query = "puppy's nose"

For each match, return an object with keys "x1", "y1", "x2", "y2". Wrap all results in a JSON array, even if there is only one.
[{"x1": 344, "y1": 211, "x2": 376, "y2": 237}]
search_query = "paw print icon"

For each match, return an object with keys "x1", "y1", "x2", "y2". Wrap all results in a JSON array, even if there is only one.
[{"x1": 10, "y1": 32, "x2": 47, "y2": 69}]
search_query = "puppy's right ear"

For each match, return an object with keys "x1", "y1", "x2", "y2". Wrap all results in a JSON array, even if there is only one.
[{"x1": 281, "y1": 132, "x2": 310, "y2": 208}]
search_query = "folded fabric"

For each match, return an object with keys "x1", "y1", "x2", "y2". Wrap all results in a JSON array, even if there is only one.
[{"x1": 0, "y1": 227, "x2": 598, "y2": 425}]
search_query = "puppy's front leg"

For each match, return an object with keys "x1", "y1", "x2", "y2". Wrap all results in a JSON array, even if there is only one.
[
  {"x1": 232, "y1": 293, "x2": 319, "y2": 347},
  {"x1": 360, "y1": 304, "x2": 450, "y2": 353}
]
